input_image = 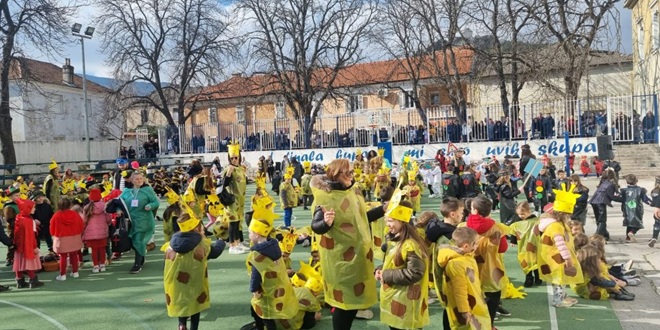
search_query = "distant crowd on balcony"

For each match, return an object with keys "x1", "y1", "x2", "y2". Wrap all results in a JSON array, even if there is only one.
[{"x1": 165, "y1": 109, "x2": 656, "y2": 154}]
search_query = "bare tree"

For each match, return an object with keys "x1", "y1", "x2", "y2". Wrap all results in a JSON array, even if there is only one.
[
  {"x1": 464, "y1": 0, "x2": 534, "y2": 119},
  {"x1": 377, "y1": 0, "x2": 432, "y2": 124},
  {"x1": 237, "y1": 0, "x2": 378, "y2": 148},
  {"x1": 0, "y1": 0, "x2": 77, "y2": 165},
  {"x1": 95, "y1": 0, "x2": 236, "y2": 128},
  {"x1": 407, "y1": 0, "x2": 472, "y2": 123},
  {"x1": 529, "y1": 0, "x2": 620, "y2": 103}
]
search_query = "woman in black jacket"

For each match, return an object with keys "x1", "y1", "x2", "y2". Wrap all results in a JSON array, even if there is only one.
[{"x1": 589, "y1": 169, "x2": 619, "y2": 240}]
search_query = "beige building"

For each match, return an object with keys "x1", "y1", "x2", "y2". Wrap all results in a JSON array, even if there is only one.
[
  {"x1": 625, "y1": 0, "x2": 660, "y2": 97},
  {"x1": 472, "y1": 51, "x2": 633, "y2": 109}
]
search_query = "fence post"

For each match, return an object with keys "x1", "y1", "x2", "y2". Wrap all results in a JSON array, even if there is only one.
[
  {"x1": 486, "y1": 107, "x2": 490, "y2": 141},
  {"x1": 577, "y1": 99, "x2": 582, "y2": 137},
  {"x1": 523, "y1": 105, "x2": 528, "y2": 144},
  {"x1": 425, "y1": 108, "x2": 430, "y2": 145},
  {"x1": 654, "y1": 93, "x2": 659, "y2": 146}
]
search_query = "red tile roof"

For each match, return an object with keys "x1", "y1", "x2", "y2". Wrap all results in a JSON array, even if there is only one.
[
  {"x1": 9, "y1": 57, "x2": 110, "y2": 94},
  {"x1": 198, "y1": 47, "x2": 473, "y2": 101}
]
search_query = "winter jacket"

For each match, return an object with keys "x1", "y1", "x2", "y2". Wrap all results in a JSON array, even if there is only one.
[
  {"x1": 589, "y1": 180, "x2": 617, "y2": 206},
  {"x1": 50, "y1": 209, "x2": 84, "y2": 253},
  {"x1": 82, "y1": 201, "x2": 112, "y2": 241}
]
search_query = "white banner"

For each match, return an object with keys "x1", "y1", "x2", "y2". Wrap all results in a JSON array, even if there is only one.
[{"x1": 165, "y1": 137, "x2": 599, "y2": 167}]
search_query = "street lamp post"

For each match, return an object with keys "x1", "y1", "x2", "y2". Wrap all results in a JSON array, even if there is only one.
[{"x1": 72, "y1": 23, "x2": 95, "y2": 161}]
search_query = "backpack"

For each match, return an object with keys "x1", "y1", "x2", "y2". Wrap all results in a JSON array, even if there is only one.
[{"x1": 111, "y1": 215, "x2": 132, "y2": 253}]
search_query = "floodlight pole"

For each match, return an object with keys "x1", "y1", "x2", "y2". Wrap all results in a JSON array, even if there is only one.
[{"x1": 73, "y1": 31, "x2": 92, "y2": 161}]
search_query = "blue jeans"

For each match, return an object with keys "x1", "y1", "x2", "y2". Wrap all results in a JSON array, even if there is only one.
[{"x1": 284, "y1": 208, "x2": 293, "y2": 227}]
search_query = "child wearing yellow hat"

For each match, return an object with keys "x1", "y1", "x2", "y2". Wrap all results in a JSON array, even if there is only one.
[
  {"x1": 162, "y1": 212, "x2": 226, "y2": 330},
  {"x1": 300, "y1": 161, "x2": 314, "y2": 210},
  {"x1": 280, "y1": 167, "x2": 297, "y2": 228},
  {"x1": 247, "y1": 207, "x2": 298, "y2": 330},
  {"x1": 537, "y1": 184, "x2": 584, "y2": 308},
  {"x1": 375, "y1": 193, "x2": 430, "y2": 330},
  {"x1": 283, "y1": 261, "x2": 324, "y2": 329}
]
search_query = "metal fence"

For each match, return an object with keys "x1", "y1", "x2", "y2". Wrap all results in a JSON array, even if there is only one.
[{"x1": 174, "y1": 94, "x2": 659, "y2": 153}]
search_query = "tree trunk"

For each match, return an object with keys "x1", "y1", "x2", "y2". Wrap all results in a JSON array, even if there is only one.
[
  {"x1": 0, "y1": 34, "x2": 17, "y2": 166},
  {"x1": 304, "y1": 115, "x2": 313, "y2": 149}
]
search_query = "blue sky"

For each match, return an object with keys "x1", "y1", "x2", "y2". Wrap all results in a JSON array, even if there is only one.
[{"x1": 32, "y1": 1, "x2": 633, "y2": 79}]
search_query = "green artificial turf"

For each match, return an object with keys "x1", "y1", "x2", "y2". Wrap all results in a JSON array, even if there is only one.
[{"x1": 0, "y1": 185, "x2": 621, "y2": 330}]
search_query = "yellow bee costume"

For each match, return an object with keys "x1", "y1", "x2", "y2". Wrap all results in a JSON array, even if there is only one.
[
  {"x1": 374, "y1": 164, "x2": 391, "y2": 199},
  {"x1": 510, "y1": 216, "x2": 541, "y2": 273},
  {"x1": 310, "y1": 175, "x2": 377, "y2": 310},
  {"x1": 380, "y1": 194, "x2": 429, "y2": 329},
  {"x1": 366, "y1": 201, "x2": 386, "y2": 261},
  {"x1": 162, "y1": 210, "x2": 212, "y2": 318},
  {"x1": 247, "y1": 210, "x2": 299, "y2": 321},
  {"x1": 44, "y1": 159, "x2": 61, "y2": 206},
  {"x1": 280, "y1": 167, "x2": 297, "y2": 209},
  {"x1": 571, "y1": 262, "x2": 613, "y2": 300},
  {"x1": 224, "y1": 142, "x2": 246, "y2": 225},
  {"x1": 538, "y1": 185, "x2": 584, "y2": 286},
  {"x1": 438, "y1": 247, "x2": 491, "y2": 330}
]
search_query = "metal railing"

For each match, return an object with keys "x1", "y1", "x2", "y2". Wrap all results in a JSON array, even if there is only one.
[{"x1": 173, "y1": 94, "x2": 659, "y2": 153}]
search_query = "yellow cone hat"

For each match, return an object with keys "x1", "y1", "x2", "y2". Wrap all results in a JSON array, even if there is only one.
[{"x1": 49, "y1": 158, "x2": 58, "y2": 171}]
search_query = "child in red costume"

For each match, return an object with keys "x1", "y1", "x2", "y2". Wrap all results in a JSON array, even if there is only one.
[
  {"x1": 466, "y1": 195, "x2": 508, "y2": 325},
  {"x1": 579, "y1": 155, "x2": 591, "y2": 177},
  {"x1": 82, "y1": 188, "x2": 112, "y2": 273},
  {"x1": 13, "y1": 198, "x2": 44, "y2": 289},
  {"x1": 50, "y1": 198, "x2": 85, "y2": 281},
  {"x1": 593, "y1": 157, "x2": 604, "y2": 178}
]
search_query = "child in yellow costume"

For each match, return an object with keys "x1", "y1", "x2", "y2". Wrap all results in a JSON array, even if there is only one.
[
  {"x1": 465, "y1": 196, "x2": 508, "y2": 324},
  {"x1": 510, "y1": 201, "x2": 542, "y2": 288},
  {"x1": 537, "y1": 184, "x2": 584, "y2": 308},
  {"x1": 280, "y1": 269, "x2": 324, "y2": 330},
  {"x1": 162, "y1": 187, "x2": 183, "y2": 243},
  {"x1": 162, "y1": 213, "x2": 226, "y2": 330},
  {"x1": 374, "y1": 165, "x2": 391, "y2": 201},
  {"x1": 407, "y1": 171, "x2": 421, "y2": 216},
  {"x1": 375, "y1": 195, "x2": 430, "y2": 330},
  {"x1": 572, "y1": 245, "x2": 635, "y2": 301},
  {"x1": 280, "y1": 168, "x2": 297, "y2": 228},
  {"x1": 353, "y1": 149, "x2": 366, "y2": 173},
  {"x1": 247, "y1": 208, "x2": 299, "y2": 330},
  {"x1": 278, "y1": 228, "x2": 297, "y2": 276},
  {"x1": 437, "y1": 227, "x2": 491, "y2": 330},
  {"x1": 300, "y1": 161, "x2": 314, "y2": 211}
]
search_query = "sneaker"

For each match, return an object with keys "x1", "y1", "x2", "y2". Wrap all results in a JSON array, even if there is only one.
[
  {"x1": 627, "y1": 232, "x2": 637, "y2": 243},
  {"x1": 55, "y1": 275, "x2": 67, "y2": 281},
  {"x1": 613, "y1": 292, "x2": 634, "y2": 301},
  {"x1": 92, "y1": 266, "x2": 100, "y2": 273},
  {"x1": 129, "y1": 265, "x2": 142, "y2": 274},
  {"x1": 429, "y1": 194, "x2": 435, "y2": 198},
  {"x1": 565, "y1": 297, "x2": 578, "y2": 304},
  {"x1": 625, "y1": 278, "x2": 642, "y2": 286},
  {"x1": 553, "y1": 299, "x2": 577, "y2": 308},
  {"x1": 620, "y1": 288, "x2": 636, "y2": 297},
  {"x1": 228, "y1": 247, "x2": 248, "y2": 255},
  {"x1": 649, "y1": 238, "x2": 657, "y2": 248},
  {"x1": 302, "y1": 239, "x2": 311, "y2": 247},
  {"x1": 355, "y1": 309, "x2": 374, "y2": 320},
  {"x1": 99, "y1": 265, "x2": 106, "y2": 272},
  {"x1": 70, "y1": 272, "x2": 80, "y2": 278},
  {"x1": 623, "y1": 269, "x2": 637, "y2": 276},
  {"x1": 0, "y1": 284, "x2": 9, "y2": 292},
  {"x1": 241, "y1": 241, "x2": 250, "y2": 248},
  {"x1": 496, "y1": 306, "x2": 511, "y2": 317},
  {"x1": 239, "y1": 245, "x2": 251, "y2": 252}
]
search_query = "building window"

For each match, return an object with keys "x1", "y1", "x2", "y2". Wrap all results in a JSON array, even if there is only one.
[
  {"x1": 654, "y1": 12, "x2": 660, "y2": 51},
  {"x1": 430, "y1": 92, "x2": 440, "y2": 106},
  {"x1": 275, "y1": 102, "x2": 286, "y2": 119},
  {"x1": 209, "y1": 107, "x2": 217, "y2": 123},
  {"x1": 400, "y1": 91, "x2": 414, "y2": 109},
  {"x1": 346, "y1": 94, "x2": 363, "y2": 113},
  {"x1": 236, "y1": 105, "x2": 245, "y2": 124},
  {"x1": 140, "y1": 109, "x2": 149, "y2": 124},
  {"x1": 638, "y1": 23, "x2": 645, "y2": 61},
  {"x1": 172, "y1": 107, "x2": 179, "y2": 123}
]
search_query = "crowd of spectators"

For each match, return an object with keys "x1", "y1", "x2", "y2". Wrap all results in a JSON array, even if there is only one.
[{"x1": 154, "y1": 109, "x2": 657, "y2": 154}]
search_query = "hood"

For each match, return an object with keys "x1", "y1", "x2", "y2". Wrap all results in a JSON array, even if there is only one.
[
  {"x1": 310, "y1": 174, "x2": 352, "y2": 192},
  {"x1": 16, "y1": 198, "x2": 35, "y2": 216},
  {"x1": 437, "y1": 246, "x2": 465, "y2": 268},
  {"x1": 92, "y1": 201, "x2": 106, "y2": 215},
  {"x1": 170, "y1": 232, "x2": 202, "y2": 254},
  {"x1": 466, "y1": 213, "x2": 495, "y2": 235},
  {"x1": 426, "y1": 220, "x2": 456, "y2": 243},
  {"x1": 57, "y1": 209, "x2": 84, "y2": 226},
  {"x1": 251, "y1": 238, "x2": 281, "y2": 261},
  {"x1": 538, "y1": 214, "x2": 556, "y2": 232}
]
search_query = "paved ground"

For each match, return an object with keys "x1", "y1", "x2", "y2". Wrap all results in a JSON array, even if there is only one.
[
  {"x1": 0, "y1": 175, "x2": 657, "y2": 329},
  {"x1": 583, "y1": 177, "x2": 660, "y2": 330}
]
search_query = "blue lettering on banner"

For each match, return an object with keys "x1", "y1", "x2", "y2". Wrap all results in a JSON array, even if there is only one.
[
  {"x1": 537, "y1": 141, "x2": 597, "y2": 156},
  {"x1": 286, "y1": 151, "x2": 324, "y2": 162},
  {"x1": 485, "y1": 143, "x2": 520, "y2": 157},
  {"x1": 406, "y1": 146, "x2": 425, "y2": 159}
]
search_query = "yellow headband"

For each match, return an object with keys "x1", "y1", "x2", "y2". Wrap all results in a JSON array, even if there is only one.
[
  {"x1": 385, "y1": 190, "x2": 413, "y2": 222},
  {"x1": 178, "y1": 216, "x2": 201, "y2": 232}
]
